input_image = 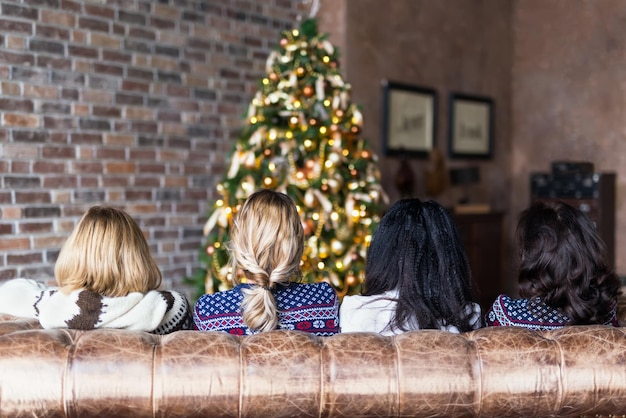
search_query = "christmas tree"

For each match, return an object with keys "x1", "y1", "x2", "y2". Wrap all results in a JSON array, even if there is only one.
[{"x1": 191, "y1": 18, "x2": 387, "y2": 299}]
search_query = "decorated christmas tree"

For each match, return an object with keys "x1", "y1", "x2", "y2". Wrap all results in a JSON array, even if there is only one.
[{"x1": 190, "y1": 18, "x2": 387, "y2": 299}]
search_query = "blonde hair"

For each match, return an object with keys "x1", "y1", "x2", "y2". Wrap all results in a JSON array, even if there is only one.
[
  {"x1": 54, "y1": 206, "x2": 162, "y2": 297},
  {"x1": 230, "y1": 189, "x2": 304, "y2": 332}
]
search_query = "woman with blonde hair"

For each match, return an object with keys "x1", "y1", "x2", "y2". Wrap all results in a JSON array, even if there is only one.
[
  {"x1": 0, "y1": 206, "x2": 192, "y2": 334},
  {"x1": 193, "y1": 189, "x2": 340, "y2": 335}
]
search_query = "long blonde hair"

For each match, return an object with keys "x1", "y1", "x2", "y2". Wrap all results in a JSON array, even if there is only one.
[
  {"x1": 54, "y1": 206, "x2": 162, "y2": 297},
  {"x1": 230, "y1": 189, "x2": 304, "y2": 332}
]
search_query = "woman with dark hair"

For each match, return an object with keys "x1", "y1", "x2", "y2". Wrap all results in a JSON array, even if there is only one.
[
  {"x1": 340, "y1": 199, "x2": 481, "y2": 335},
  {"x1": 485, "y1": 200, "x2": 621, "y2": 329}
]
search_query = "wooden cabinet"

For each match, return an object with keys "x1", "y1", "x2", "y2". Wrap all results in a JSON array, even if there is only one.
[{"x1": 454, "y1": 212, "x2": 504, "y2": 314}]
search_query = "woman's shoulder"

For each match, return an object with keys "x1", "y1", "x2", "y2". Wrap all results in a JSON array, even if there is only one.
[
  {"x1": 283, "y1": 281, "x2": 337, "y2": 298},
  {"x1": 194, "y1": 286, "x2": 245, "y2": 311}
]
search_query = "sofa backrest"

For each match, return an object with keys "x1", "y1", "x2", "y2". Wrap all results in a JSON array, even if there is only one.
[{"x1": 1, "y1": 314, "x2": 625, "y2": 417}]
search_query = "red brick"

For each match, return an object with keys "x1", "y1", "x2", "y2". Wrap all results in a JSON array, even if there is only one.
[
  {"x1": 104, "y1": 133, "x2": 135, "y2": 146},
  {"x1": 0, "y1": 237, "x2": 30, "y2": 251},
  {"x1": 3, "y1": 113, "x2": 40, "y2": 127},
  {"x1": 42, "y1": 146, "x2": 76, "y2": 159},
  {"x1": 7, "y1": 253, "x2": 44, "y2": 264},
  {"x1": 32, "y1": 161, "x2": 66, "y2": 173},
  {"x1": 19, "y1": 222, "x2": 53, "y2": 234},
  {"x1": 42, "y1": 176, "x2": 78, "y2": 188},
  {"x1": 105, "y1": 162, "x2": 135, "y2": 174},
  {"x1": 84, "y1": 4, "x2": 115, "y2": 19},
  {"x1": 97, "y1": 148, "x2": 125, "y2": 159},
  {"x1": 121, "y1": 80, "x2": 149, "y2": 92},
  {"x1": 41, "y1": 10, "x2": 75, "y2": 27},
  {"x1": 89, "y1": 32, "x2": 120, "y2": 48},
  {"x1": 23, "y1": 84, "x2": 58, "y2": 99}
]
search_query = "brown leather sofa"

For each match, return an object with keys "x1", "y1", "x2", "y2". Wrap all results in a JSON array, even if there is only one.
[{"x1": 1, "y1": 313, "x2": 626, "y2": 417}]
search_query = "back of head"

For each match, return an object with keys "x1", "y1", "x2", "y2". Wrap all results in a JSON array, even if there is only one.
[
  {"x1": 230, "y1": 189, "x2": 304, "y2": 332},
  {"x1": 55, "y1": 206, "x2": 162, "y2": 297},
  {"x1": 516, "y1": 200, "x2": 620, "y2": 324},
  {"x1": 364, "y1": 199, "x2": 475, "y2": 332}
]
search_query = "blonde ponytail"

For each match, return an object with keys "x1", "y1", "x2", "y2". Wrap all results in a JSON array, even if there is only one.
[{"x1": 241, "y1": 285, "x2": 278, "y2": 332}]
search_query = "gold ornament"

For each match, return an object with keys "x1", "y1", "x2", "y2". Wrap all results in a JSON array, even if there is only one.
[
  {"x1": 302, "y1": 219, "x2": 314, "y2": 235},
  {"x1": 263, "y1": 176, "x2": 276, "y2": 187},
  {"x1": 318, "y1": 242, "x2": 329, "y2": 259},
  {"x1": 303, "y1": 86, "x2": 314, "y2": 96},
  {"x1": 330, "y1": 239, "x2": 345, "y2": 255},
  {"x1": 345, "y1": 273, "x2": 357, "y2": 287},
  {"x1": 296, "y1": 67, "x2": 305, "y2": 77}
]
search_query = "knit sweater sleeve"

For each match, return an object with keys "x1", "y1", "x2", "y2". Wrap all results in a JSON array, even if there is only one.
[
  {"x1": 484, "y1": 295, "x2": 507, "y2": 327},
  {"x1": 0, "y1": 278, "x2": 48, "y2": 318}
]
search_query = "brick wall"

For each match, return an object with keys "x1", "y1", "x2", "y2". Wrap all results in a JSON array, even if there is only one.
[{"x1": 0, "y1": 0, "x2": 306, "y2": 295}]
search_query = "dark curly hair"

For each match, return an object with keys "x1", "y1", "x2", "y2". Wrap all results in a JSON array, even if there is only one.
[
  {"x1": 517, "y1": 200, "x2": 621, "y2": 325},
  {"x1": 362, "y1": 199, "x2": 478, "y2": 332}
]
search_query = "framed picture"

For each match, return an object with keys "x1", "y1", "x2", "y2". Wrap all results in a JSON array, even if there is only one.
[
  {"x1": 381, "y1": 80, "x2": 437, "y2": 158},
  {"x1": 448, "y1": 93, "x2": 494, "y2": 159}
]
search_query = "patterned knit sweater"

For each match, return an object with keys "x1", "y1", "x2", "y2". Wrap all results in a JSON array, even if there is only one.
[
  {"x1": 0, "y1": 278, "x2": 193, "y2": 334},
  {"x1": 193, "y1": 282, "x2": 340, "y2": 336},
  {"x1": 485, "y1": 294, "x2": 620, "y2": 330}
]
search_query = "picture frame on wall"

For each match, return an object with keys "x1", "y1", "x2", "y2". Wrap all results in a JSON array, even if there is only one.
[
  {"x1": 381, "y1": 80, "x2": 437, "y2": 158},
  {"x1": 448, "y1": 93, "x2": 494, "y2": 159}
]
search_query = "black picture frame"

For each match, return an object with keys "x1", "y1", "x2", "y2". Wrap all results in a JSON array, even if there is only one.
[
  {"x1": 381, "y1": 80, "x2": 437, "y2": 158},
  {"x1": 448, "y1": 93, "x2": 494, "y2": 159}
]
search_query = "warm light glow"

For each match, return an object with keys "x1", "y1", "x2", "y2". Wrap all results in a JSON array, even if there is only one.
[
  {"x1": 268, "y1": 162, "x2": 276, "y2": 171},
  {"x1": 319, "y1": 126, "x2": 327, "y2": 134},
  {"x1": 317, "y1": 262, "x2": 325, "y2": 269},
  {"x1": 292, "y1": 29, "x2": 299, "y2": 36},
  {"x1": 330, "y1": 212, "x2": 339, "y2": 221},
  {"x1": 216, "y1": 199, "x2": 224, "y2": 207},
  {"x1": 285, "y1": 131, "x2": 293, "y2": 139},
  {"x1": 262, "y1": 78, "x2": 269, "y2": 85},
  {"x1": 304, "y1": 139, "x2": 312, "y2": 148},
  {"x1": 250, "y1": 116, "x2": 257, "y2": 124},
  {"x1": 269, "y1": 130, "x2": 277, "y2": 140},
  {"x1": 323, "y1": 99, "x2": 331, "y2": 106},
  {"x1": 322, "y1": 56, "x2": 330, "y2": 63},
  {"x1": 312, "y1": 213, "x2": 320, "y2": 221}
]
